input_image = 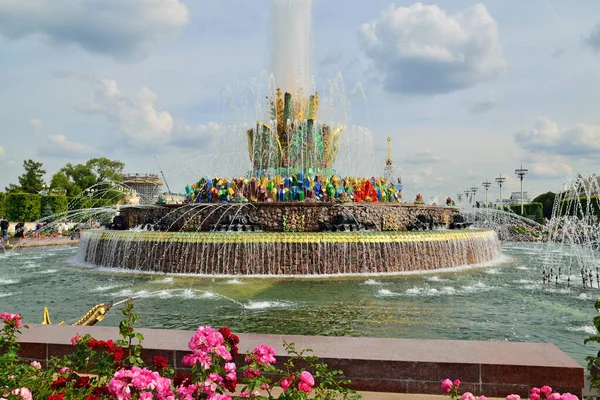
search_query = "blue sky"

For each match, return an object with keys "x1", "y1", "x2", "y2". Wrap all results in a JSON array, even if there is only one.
[{"x1": 1, "y1": 0, "x2": 600, "y2": 202}]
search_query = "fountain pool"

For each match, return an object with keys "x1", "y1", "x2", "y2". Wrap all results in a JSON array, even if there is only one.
[{"x1": 1, "y1": 242, "x2": 596, "y2": 366}]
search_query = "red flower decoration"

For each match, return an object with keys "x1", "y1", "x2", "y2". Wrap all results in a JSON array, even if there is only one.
[
  {"x1": 51, "y1": 378, "x2": 67, "y2": 390},
  {"x1": 153, "y1": 355, "x2": 168, "y2": 370},
  {"x1": 85, "y1": 397, "x2": 99, "y2": 400},
  {"x1": 48, "y1": 393, "x2": 66, "y2": 400},
  {"x1": 174, "y1": 372, "x2": 192, "y2": 387},
  {"x1": 75, "y1": 376, "x2": 91, "y2": 388},
  {"x1": 87, "y1": 339, "x2": 98, "y2": 349},
  {"x1": 105, "y1": 339, "x2": 115, "y2": 353},
  {"x1": 112, "y1": 346, "x2": 124, "y2": 361},
  {"x1": 92, "y1": 386, "x2": 110, "y2": 396}
]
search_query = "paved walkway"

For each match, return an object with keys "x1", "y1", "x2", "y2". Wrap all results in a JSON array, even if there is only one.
[{"x1": 3, "y1": 236, "x2": 79, "y2": 248}]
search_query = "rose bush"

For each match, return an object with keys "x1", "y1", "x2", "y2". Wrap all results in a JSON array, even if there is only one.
[
  {"x1": 0, "y1": 300, "x2": 360, "y2": 400},
  {"x1": 441, "y1": 379, "x2": 579, "y2": 400}
]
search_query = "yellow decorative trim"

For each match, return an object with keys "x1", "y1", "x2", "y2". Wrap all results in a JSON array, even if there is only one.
[{"x1": 84, "y1": 230, "x2": 497, "y2": 245}]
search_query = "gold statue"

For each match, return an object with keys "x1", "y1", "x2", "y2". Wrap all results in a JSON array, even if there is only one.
[{"x1": 41, "y1": 302, "x2": 112, "y2": 327}]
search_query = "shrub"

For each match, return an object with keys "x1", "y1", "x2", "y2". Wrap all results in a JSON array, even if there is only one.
[
  {"x1": 509, "y1": 202, "x2": 544, "y2": 222},
  {"x1": 5, "y1": 193, "x2": 41, "y2": 222},
  {"x1": 0, "y1": 192, "x2": 5, "y2": 218},
  {"x1": 0, "y1": 300, "x2": 361, "y2": 400},
  {"x1": 41, "y1": 195, "x2": 69, "y2": 220}
]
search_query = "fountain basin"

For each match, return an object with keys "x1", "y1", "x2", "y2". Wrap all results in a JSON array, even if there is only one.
[{"x1": 77, "y1": 229, "x2": 501, "y2": 275}]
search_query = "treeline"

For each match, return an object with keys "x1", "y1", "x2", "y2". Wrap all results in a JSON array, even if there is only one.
[
  {"x1": 0, "y1": 193, "x2": 116, "y2": 222},
  {"x1": 1, "y1": 157, "x2": 126, "y2": 221}
]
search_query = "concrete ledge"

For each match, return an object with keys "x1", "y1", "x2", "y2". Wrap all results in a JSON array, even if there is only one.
[{"x1": 15, "y1": 325, "x2": 584, "y2": 398}]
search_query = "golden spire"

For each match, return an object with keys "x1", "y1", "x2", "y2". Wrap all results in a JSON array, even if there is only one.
[{"x1": 386, "y1": 136, "x2": 392, "y2": 166}]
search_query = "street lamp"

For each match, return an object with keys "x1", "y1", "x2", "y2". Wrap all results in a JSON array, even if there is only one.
[
  {"x1": 457, "y1": 193, "x2": 463, "y2": 202},
  {"x1": 515, "y1": 165, "x2": 529, "y2": 215},
  {"x1": 482, "y1": 180, "x2": 492, "y2": 207},
  {"x1": 464, "y1": 190, "x2": 472, "y2": 205},
  {"x1": 495, "y1": 175, "x2": 506, "y2": 210},
  {"x1": 470, "y1": 186, "x2": 478, "y2": 206}
]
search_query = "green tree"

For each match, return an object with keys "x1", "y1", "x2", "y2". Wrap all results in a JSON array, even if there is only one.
[
  {"x1": 50, "y1": 157, "x2": 125, "y2": 198},
  {"x1": 5, "y1": 159, "x2": 46, "y2": 194},
  {"x1": 532, "y1": 191, "x2": 557, "y2": 220},
  {"x1": 49, "y1": 157, "x2": 125, "y2": 207}
]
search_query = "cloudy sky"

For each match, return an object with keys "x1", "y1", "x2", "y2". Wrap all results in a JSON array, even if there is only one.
[{"x1": 1, "y1": 0, "x2": 600, "y2": 203}]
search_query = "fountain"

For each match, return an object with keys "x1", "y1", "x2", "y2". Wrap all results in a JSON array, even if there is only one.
[{"x1": 75, "y1": 0, "x2": 501, "y2": 275}]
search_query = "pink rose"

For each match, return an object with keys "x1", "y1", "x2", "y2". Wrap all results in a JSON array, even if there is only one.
[
  {"x1": 454, "y1": 379, "x2": 461, "y2": 387},
  {"x1": 530, "y1": 394, "x2": 540, "y2": 400},
  {"x1": 281, "y1": 379, "x2": 291, "y2": 392},
  {"x1": 530, "y1": 387, "x2": 541, "y2": 395},
  {"x1": 478, "y1": 396, "x2": 487, "y2": 400},
  {"x1": 240, "y1": 392, "x2": 250, "y2": 398},
  {"x1": 559, "y1": 394, "x2": 579, "y2": 400},
  {"x1": 441, "y1": 379, "x2": 454, "y2": 393},
  {"x1": 506, "y1": 395, "x2": 521, "y2": 400},
  {"x1": 30, "y1": 361, "x2": 41, "y2": 370},
  {"x1": 540, "y1": 386, "x2": 553, "y2": 395},
  {"x1": 462, "y1": 392, "x2": 475, "y2": 400},
  {"x1": 298, "y1": 371, "x2": 314, "y2": 393},
  {"x1": 71, "y1": 334, "x2": 81, "y2": 346},
  {"x1": 546, "y1": 394, "x2": 561, "y2": 400}
]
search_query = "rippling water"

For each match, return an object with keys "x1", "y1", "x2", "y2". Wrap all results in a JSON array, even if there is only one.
[{"x1": 0, "y1": 243, "x2": 597, "y2": 365}]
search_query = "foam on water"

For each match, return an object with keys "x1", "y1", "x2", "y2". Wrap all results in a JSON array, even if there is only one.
[
  {"x1": 425, "y1": 276, "x2": 450, "y2": 282},
  {"x1": 226, "y1": 279, "x2": 244, "y2": 285},
  {"x1": 150, "y1": 277, "x2": 174, "y2": 285},
  {"x1": 567, "y1": 326, "x2": 596, "y2": 335},
  {"x1": 363, "y1": 279, "x2": 383, "y2": 285},
  {"x1": 377, "y1": 288, "x2": 401, "y2": 296},
  {"x1": 516, "y1": 266, "x2": 530, "y2": 270},
  {"x1": 0, "y1": 292, "x2": 15, "y2": 298},
  {"x1": 578, "y1": 293, "x2": 594, "y2": 300},
  {"x1": 462, "y1": 282, "x2": 492, "y2": 293},
  {"x1": 243, "y1": 300, "x2": 294, "y2": 310},
  {"x1": 92, "y1": 284, "x2": 122, "y2": 292},
  {"x1": 0, "y1": 279, "x2": 18, "y2": 285},
  {"x1": 485, "y1": 268, "x2": 501, "y2": 275},
  {"x1": 40, "y1": 269, "x2": 57, "y2": 274}
]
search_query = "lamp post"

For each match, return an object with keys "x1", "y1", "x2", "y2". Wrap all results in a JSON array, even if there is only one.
[
  {"x1": 495, "y1": 175, "x2": 506, "y2": 210},
  {"x1": 515, "y1": 165, "x2": 529, "y2": 215},
  {"x1": 464, "y1": 190, "x2": 472, "y2": 205},
  {"x1": 457, "y1": 193, "x2": 463, "y2": 202},
  {"x1": 482, "y1": 180, "x2": 492, "y2": 207},
  {"x1": 470, "y1": 186, "x2": 478, "y2": 206}
]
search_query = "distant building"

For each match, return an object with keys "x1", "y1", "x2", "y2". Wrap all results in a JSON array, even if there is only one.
[
  {"x1": 509, "y1": 191, "x2": 536, "y2": 203},
  {"x1": 122, "y1": 173, "x2": 164, "y2": 204}
]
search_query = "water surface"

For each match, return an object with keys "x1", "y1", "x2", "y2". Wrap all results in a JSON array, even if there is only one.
[{"x1": 0, "y1": 243, "x2": 597, "y2": 365}]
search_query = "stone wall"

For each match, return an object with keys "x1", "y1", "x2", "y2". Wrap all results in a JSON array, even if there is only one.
[
  {"x1": 15, "y1": 324, "x2": 585, "y2": 397},
  {"x1": 117, "y1": 203, "x2": 460, "y2": 233}
]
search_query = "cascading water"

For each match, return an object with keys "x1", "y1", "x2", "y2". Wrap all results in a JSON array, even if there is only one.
[{"x1": 541, "y1": 173, "x2": 600, "y2": 289}]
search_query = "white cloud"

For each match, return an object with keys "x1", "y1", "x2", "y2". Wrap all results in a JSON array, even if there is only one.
[
  {"x1": 78, "y1": 77, "x2": 217, "y2": 150},
  {"x1": 0, "y1": 146, "x2": 5, "y2": 159},
  {"x1": 359, "y1": 3, "x2": 507, "y2": 95},
  {"x1": 29, "y1": 118, "x2": 41, "y2": 135},
  {"x1": 404, "y1": 149, "x2": 443, "y2": 165},
  {"x1": 470, "y1": 92, "x2": 499, "y2": 114},
  {"x1": 584, "y1": 23, "x2": 600, "y2": 53},
  {"x1": 515, "y1": 116, "x2": 600, "y2": 157},
  {"x1": 0, "y1": 0, "x2": 189, "y2": 61},
  {"x1": 171, "y1": 121, "x2": 220, "y2": 147},
  {"x1": 39, "y1": 134, "x2": 94, "y2": 157}
]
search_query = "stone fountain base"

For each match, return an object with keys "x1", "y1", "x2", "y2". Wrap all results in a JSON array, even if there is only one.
[{"x1": 77, "y1": 229, "x2": 501, "y2": 275}]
